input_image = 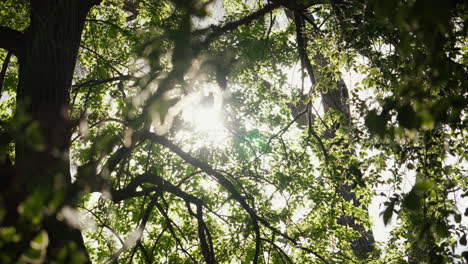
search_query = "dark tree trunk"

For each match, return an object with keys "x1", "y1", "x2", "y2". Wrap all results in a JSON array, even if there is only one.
[
  {"x1": 287, "y1": 62, "x2": 375, "y2": 258},
  {"x1": 2, "y1": 0, "x2": 95, "y2": 262},
  {"x1": 314, "y1": 53, "x2": 376, "y2": 258},
  {"x1": 288, "y1": 10, "x2": 375, "y2": 258}
]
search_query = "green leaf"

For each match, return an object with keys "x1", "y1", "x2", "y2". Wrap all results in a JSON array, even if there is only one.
[
  {"x1": 382, "y1": 199, "x2": 396, "y2": 226},
  {"x1": 413, "y1": 180, "x2": 434, "y2": 192},
  {"x1": 462, "y1": 251, "x2": 468, "y2": 263},
  {"x1": 460, "y1": 234, "x2": 467, "y2": 246},
  {"x1": 402, "y1": 189, "x2": 421, "y2": 210},
  {"x1": 365, "y1": 110, "x2": 387, "y2": 137},
  {"x1": 434, "y1": 221, "x2": 449, "y2": 238},
  {"x1": 23, "y1": 247, "x2": 42, "y2": 260},
  {"x1": 31, "y1": 231, "x2": 49, "y2": 249},
  {"x1": 151, "y1": 97, "x2": 179, "y2": 123},
  {"x1": 397, "y1": 104, "x2": 420, "y2": 129}
]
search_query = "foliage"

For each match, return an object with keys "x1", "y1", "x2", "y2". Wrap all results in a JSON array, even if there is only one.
[{"x1": 0, "y1": 0, "x2": 467, "y2": 263}]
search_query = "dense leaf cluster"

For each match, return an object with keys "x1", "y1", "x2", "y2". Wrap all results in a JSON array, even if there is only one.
[{"x1": 0, "y1": 0, "x2": 466, "y2": 263}]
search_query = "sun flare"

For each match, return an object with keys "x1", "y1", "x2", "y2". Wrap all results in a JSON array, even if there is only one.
[{"x1": 181, "y1": 95, "x2": 229, "y2": 147}]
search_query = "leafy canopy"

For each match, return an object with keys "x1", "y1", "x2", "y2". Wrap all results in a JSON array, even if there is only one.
[{"x1": 0, "y1": 0, "x2": 467, "y2": 263}]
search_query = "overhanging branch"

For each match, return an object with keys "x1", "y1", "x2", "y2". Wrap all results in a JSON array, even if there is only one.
[
  {"x1": 111, "y1": 172, "x2": 203, "y2": 205},
  {"x1": 146, "y1": 132, "x2": 263, "y2": 262},
  {"x1": 201, "y1": 2, "x2": 282, "y2": 46},
  {"x1": 110, "y1": 171, "x2": 216, "y2": 263},
  {"x1": 0, "y1": 52, "x2": 12, "y2": 100},
  {"x1": 73, "y1": 75, "x2": 133, "y2": 89},
  {"x1": 85, "y1": 131, "x2": 329, "y2": 263},
  {"x1": 146, "y1": 133, "x2": 329, "y2": 263},
  {"x1": 293, "y1": 12, "x2": 316, "y2": 85},
  {"x1": 105, "y1": 197, "x2": 156, "y2": 264}
]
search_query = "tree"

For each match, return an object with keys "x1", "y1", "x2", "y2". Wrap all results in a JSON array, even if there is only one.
[{"x1": 0, "y1": 0, "x2": 467, "y2": 263}]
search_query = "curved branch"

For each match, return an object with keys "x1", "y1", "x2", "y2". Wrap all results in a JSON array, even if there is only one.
[
  {"x1": 293, "y1": 12, "x2": 316, "y2": 85},
  {"x1": 201, "y1": 3, "x2": 282, "y2": 46},
  {"x1": 146, "y1": 133, "x2": 329, "y2": 263},
  {"x1": 73, "y1": 75, "x2": 133, "y2": 89},
  {"x1": 145, "y1": 133, "x2": 264, "y2": 262},
  {"x1": 86, "y1": 19, "x2": 136, "y2": 39},
  {"x1": 92, "y1": 131, "x2": 329, "y2": 263},
  {"x1": 111, "y1": 171, "x2": 203, "y2": 204},
  {"x1": 0, "y1": 52, "x2": 12, "y2": 100},
  {"x1": 105, "y1": 197, "x2": 156, "y2": 263},
  {"x1": 154, "y1": 199, "x2": 198, "y2": 262}
]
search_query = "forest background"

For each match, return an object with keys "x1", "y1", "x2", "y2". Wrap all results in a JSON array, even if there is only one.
[{"x1": 0, "y1": 0, "x2": 467, "y2": 263}]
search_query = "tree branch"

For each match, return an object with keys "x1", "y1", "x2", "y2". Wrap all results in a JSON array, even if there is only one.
[
  {"x1": 201, "y1": 2, "x2": 282, "y2": 46},
  {"x1": 111, "y1": 171, "x2": 203, "y2": 204},
  {"x1": 145, "y1": 132, "x2": 263, "y2": 262},
  {"x1": 91, "y1": 131, "x2": 329, "y2": 263},
  {"x1": 0, "y1": 26, "x2": 24, "y2": 57},
  {"x1": 293, "y1": 12, "x2": 316, "y2": 85},
  {"x1": 299, "y1": 13, "x2": 322, "y2": 33},
  {"x1": 105, "y1": 197, "x2": 156, "y2": 263},
  {"x1": 110, "y1": 170, "x2": 216, "y2": 263},
  {"x1": 186, "y1": 203, "x2": 215, "y2": 264},
  {"x1": 79, "y1": 45, "x2": 126, "y2": 75},
  {"x1": 146, "y1": 133, "x2": 329, "y2": 263},
  {"x1": 154, "y1": 199, "x2": 198, "y2": 262},
  {"x1": 260, "y1": 238, "x2": 294, "y2": 264},
  {"x1": 86, "y1": 19, "x2": 136, "y2": 39},
  {"x1": 73, "y1": 75, "x2": 133, "y2": 89}
]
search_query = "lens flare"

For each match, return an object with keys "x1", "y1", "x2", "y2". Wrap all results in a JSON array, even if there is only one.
[{"x1": 182, "y1": 104, "x2": 229, "y2": 147}]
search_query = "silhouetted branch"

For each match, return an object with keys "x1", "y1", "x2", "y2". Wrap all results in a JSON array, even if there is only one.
[
  {"x1": 293, "y1": 12, "x2": 316, "y2": 85},
  {"x1": 186, "y1": 202, "x2": 216, "y2": 263},
  {"x1": 86, "y1": 19, "x2": 136, "y2": 39},
  {"x1": 0, "y1": 52, "x2": 12, "y2": 100},
  {"x1": 106, "y1": 198, "x2": 156, "y2": 263},
  {"x1": 299, "y1": 13, "x2": 321, "y2": 32},
  {"x1": 201, "y1": 3, "x2": 282, "y2": 46},
  {"x1": 260, "y1": 238, "x2": 294, "y2": 264},
  {"x1": 111, "y1": 171, "x2": 203, "y2": 204},
  {"x1": 73, "y1": 75, "x2": 133, "y2": 89},
  {"x1": 145, "y1": 132, "x2": 264, "y2": 262},
  {"x1": 154, "y1": 199, "x2": 197, "y2": 262},
  {"x1": 146, "y1": 133, "x2": 329, "y2": 263}
]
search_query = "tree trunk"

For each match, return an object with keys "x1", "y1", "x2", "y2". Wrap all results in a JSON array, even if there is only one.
[
  {"x1": 314, "y1": 52, "x2": 375, "y2": 258},
  {"x1": 288, "y1": 10, "x2": 375, "y2": 258},
  {"x1": 287, "y1": 59, "x2": 375, "y2": 258},
  {"x1": 3, "y1": 0, "x2": 94, "y2": 262}
]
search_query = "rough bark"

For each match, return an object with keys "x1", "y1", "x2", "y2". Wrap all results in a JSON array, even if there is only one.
[
  {"x1": 289, "y1": 11, "x2": 375, "y2": 259},
  {"x1": 315, "y1": 51, "x2": 375, "y2": 259},
  {"x1": 1, "y1": 0, "x2": 96, "y2": 262}
]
